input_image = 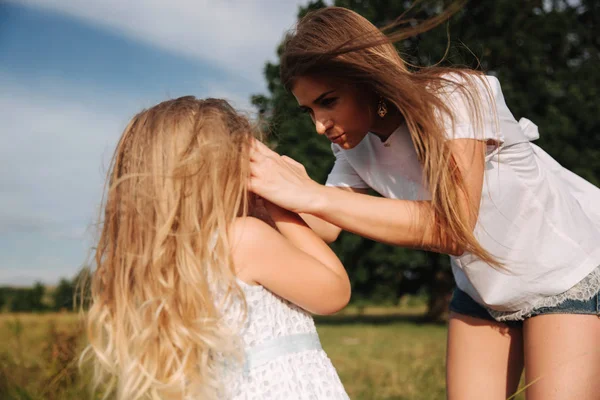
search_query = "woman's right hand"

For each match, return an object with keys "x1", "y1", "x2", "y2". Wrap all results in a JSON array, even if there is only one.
[{"x1": 249, "y1": 139, "x2": 324, "y2": 214}]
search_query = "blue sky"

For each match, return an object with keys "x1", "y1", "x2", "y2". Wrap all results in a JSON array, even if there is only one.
[{"x1": 0, "y1": 0, "x2": 311, "y2": 285}]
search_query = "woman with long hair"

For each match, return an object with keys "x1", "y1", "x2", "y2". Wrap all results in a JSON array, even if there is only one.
[
  {"x1": 83, "y1": 96, "x2": 350, "y2": 399},
  {"x1": 249, "y1": 6, "x2": 600, "y2": 399}
]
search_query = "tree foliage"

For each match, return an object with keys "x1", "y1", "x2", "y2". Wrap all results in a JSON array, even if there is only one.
[{"x1": 252, "y1": 0, "x2": 599, "y2": 317}]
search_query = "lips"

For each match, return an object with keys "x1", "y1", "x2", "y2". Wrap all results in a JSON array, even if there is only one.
[{"x1": 328, "y1": 133, "x2": 345, "y2": 144}]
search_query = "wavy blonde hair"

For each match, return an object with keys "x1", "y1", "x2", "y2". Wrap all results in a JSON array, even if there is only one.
[
  {"x1": 82, "y1": 97, "x2": 258, "y2": 399},
  {"x1": 281, "y1": 4, "x2": 501, "y2": 266}
]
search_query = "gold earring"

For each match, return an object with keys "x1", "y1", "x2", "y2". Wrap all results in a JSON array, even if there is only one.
[{"x1": 377, "y1": 97, "x2": 388, "y2": 118}]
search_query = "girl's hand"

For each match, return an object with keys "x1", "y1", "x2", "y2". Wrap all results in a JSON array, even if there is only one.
[
  {"x1": 248, "y1": 194, "x2": 278, "y2": 230},
  {"x1": 262, "y1": 197, "x2": 296, "y2": 222},
  {"x1": 248, "y1": 139, "x2": 323, "y2": 214}
]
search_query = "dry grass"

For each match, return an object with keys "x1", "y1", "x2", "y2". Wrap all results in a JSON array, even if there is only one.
[
  {"x1": 0, "y1": 312, "x2": 91, "y2": 400},
  {"x1": 0, "y1": 309, "x2": 526, "y2": 400}
]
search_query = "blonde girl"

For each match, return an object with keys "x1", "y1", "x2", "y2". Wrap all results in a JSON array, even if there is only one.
[{"x1": 83, "y1": 97, "x2": 350, "y2": 399}]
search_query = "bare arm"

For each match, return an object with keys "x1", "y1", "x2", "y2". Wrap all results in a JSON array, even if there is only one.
[
  {"x1": 309, "y1": 140, "x2": 484, "y2": 255},
  {"x1": 230, "y1": 208, "x2": 351, "y2": 315},
  {"x1": 249, "y1": 139, "x2": 486, "y2": 256},
  {"x1": 299, "y1": 187, "x2": 369, "y2": 243}
]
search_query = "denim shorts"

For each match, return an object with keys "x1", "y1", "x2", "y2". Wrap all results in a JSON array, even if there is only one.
[{"x1": 449, "y1": 287, "x2": 600, "y2": 327}]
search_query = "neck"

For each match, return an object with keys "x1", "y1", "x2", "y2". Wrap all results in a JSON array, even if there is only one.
[{"x1": 369, "y1": 112, "x2": 404, "y2": 142}]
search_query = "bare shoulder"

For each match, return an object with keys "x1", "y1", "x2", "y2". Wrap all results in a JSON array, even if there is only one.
[
  {"x1": 229, "y1": 216, "x2": 279, "y2": 248},
  {"x1": 228, "y1": 216, "x2": 282, "y2": 282}
]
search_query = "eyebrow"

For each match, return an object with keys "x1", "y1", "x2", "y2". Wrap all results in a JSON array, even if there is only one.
[
  {"x1": 312, "y1": 90, "x2": 336, "y2": 104},
  {"x1": 299, "y1": 90, "x2": 336, "y2": 109}
]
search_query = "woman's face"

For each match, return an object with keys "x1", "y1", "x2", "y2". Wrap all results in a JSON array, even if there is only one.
[{"x1": 291, "y1": 75, "x2": 375, "y2": 150}]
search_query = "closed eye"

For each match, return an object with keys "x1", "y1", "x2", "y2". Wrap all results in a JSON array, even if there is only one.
[{"x1": 320, "y1": 97, "x2": 338, "y2": 108}]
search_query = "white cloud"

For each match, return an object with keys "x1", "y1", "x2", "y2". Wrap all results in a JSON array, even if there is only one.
[
  {"x1": 0, "y1": 76, "x2": 129, "y2": 284},
  {"x1": 0, "y1": 71, "x2": 257, "y2": 226},
  {"x1": 8, "y1": 0, "x2": 308, "y2": 87},
  {"x1": 0, "y1": 72, "x2": 263, "y2": 285},
  {"x1": 1, "y1": 0, "x2": 312, "y2": 285},
  {"x1": 0, "y1": 77, "x2": 124, "y2": 228}
]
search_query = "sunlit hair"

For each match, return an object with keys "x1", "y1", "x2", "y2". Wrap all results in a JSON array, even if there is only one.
[
  {"x1": 281, "y1": 4, "x2": 501, "y2": 267},
  {"x1": 81, "y1": 96, "x2": 259, "y2": 399}
]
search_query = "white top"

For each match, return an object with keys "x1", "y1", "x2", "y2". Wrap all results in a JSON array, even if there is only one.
[
  {"x1": 219, "y1": 280, "x2": 349, "y2": 399},
  {"x1": 325, "y1": 74, "x2": 600, "y2": 313}
]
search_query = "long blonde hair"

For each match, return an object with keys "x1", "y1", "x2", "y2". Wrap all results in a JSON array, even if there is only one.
[
  {"x1": 281, "y1": 5, "x2": 500, "y2": 266},
  {"x1": 82, "y1": 97, "x2": 257, "y2": 399}
]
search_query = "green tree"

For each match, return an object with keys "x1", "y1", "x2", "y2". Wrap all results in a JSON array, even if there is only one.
[
  {"x1": 72, "y1": 266, "x2": 93, "y2": 311},
  {"x1": 53, "y1": 278, "x2": 75, "y2": 311},
  {"x1": 9, "y1": 282, "x2": 46, "y2": 312},
  {"x1": 253, "y1": 0, "x2": 599, "y2": 320}
]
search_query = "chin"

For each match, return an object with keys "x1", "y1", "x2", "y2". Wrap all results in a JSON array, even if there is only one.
[
  {"x1": 339, "y1": 141, "x2": 357, "y2": 150},
  {"x1": 338, "y1": 131, "x2": 368, "y2": 150}
]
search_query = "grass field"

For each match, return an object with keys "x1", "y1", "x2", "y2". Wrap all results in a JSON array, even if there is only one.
[{"x1": 0, "y1": 307, "x2": 527, "y2": 400}]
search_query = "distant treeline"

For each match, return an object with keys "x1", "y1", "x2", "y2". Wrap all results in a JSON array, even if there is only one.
[{"x1": 0, "y1": 270, "x2": 89, "y2": 312}]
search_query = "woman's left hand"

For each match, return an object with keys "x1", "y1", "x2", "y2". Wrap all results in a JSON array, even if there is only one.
[{"x1": 249, "y1": 139, "x2": 323, "y2": 214}]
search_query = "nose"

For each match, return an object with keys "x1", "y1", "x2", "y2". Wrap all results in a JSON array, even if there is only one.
[{"x1": 315, "y1": 118, "x2": 333, "y2": 135}]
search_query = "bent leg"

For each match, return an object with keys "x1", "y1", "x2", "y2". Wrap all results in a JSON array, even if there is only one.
[
  {"x1": 523, "y1": 313, "x2": 600, "y2": 400},
  {"x1": 447, "y1": 312, "x2": 524, "y2": 400}
]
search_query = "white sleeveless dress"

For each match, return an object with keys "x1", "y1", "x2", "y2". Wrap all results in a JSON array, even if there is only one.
[{"x1": 219, "y1": 279, "x2": 349, "y2": 400}]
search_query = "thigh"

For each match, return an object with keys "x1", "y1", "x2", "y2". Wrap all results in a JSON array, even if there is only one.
[
  {"x1": 523, "y1": 313, "x2": 600, "y2": 400},
  {"x1": 447, "y1": 312, "x2": 524, "y2": 400}
]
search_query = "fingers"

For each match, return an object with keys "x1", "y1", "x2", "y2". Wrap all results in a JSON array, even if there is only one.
[
  {"x1": 247, "y1": 176, "x2": 261, "y2": 196},
  {"x1": 250, "y1": 138, "x2": 278, "y2": 161},
  {"x1": 281, "y1": 155, "x2": 308, "y2": 177},
  {"x1": 249, "y1": 139, "x2": 283, "y2": 178},
  {"x1": 280, "y1": 155, "x2": 303, "y2": 168}
]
